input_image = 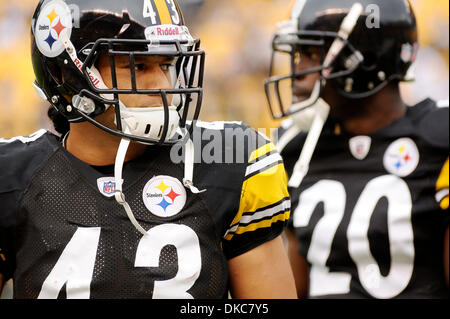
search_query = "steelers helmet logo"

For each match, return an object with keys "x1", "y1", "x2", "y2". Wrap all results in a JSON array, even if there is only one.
[
  {"x1": 35, "y1": 0, "x2": 73, "y2": 58},
  {"x1": 383, "y1": 138, "x2": 420, "y2": 177},
  {"x1": 143, "y1": 176, "x2": 187, "y2": 218}
]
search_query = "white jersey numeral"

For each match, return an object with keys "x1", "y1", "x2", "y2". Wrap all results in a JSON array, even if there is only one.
[
  {"x1": 143, "y1": 0, "x2": 157, "y2": 24},
  {"x1": 347, "y1": 175, "x2": 414, "y2": 298},
  {"x1": 294, "y1": 180, "x2": 351, "y2": 296},
  {"x1": 38, "y1": 227, "x2": 101, "y2": 299},
  {"x1": 293, "y1": 175, "x2": 414, "y2": 298},
  {"x1": 166, "y1": 0, "x2": 180, "y2": 24},
  {"x1": 136, "y1": 224, "x2": 201, "y2": 299},
  {"x1": 39, "y1": 224, "x2": 202, "y2": 299}
]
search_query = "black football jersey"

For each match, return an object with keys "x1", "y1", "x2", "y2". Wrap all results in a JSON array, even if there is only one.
[
  {"x1": 0, "y1": 121, "x2": 290, "y2": 299},
  {"x1": 280, "y1": 99, "x2": 449, "y2": 299}
]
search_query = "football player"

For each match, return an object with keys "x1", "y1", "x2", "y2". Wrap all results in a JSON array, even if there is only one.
[
  {"x1": 265, "y1": 0, "x2": 449, "y2": 298},
  {"x1": 0, "y1": 0, "x2": 296, "y2": 299}
]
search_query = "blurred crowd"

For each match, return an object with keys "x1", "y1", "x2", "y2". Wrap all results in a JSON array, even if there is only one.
[{"x1": 0, "y1": 0, "x2": 448, "y2": 138}]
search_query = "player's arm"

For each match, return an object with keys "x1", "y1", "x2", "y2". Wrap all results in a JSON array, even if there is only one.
[
  {"x1": 222, "y1": 140, "x2": 296, "y2": 298},
  {"x1": 435, "y1": 158, "x2": 449, "y2": 287},
  {"x1": 285, "y1": 229, "x2": 309, "y2": 298},
  {"x1": 228, "y1": 235, "x2": 297, "y2": 299}
]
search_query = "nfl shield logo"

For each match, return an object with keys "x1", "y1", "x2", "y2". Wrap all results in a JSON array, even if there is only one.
[
  {"x1": 97, "y1": 177, "x2": 121, "y2": 198},
  {"x1": 349, "y1": 136, "x2": 372, "y2": 160},
  {"x1": 103, "y1": 182, "x2": 115, "y2": 194}
]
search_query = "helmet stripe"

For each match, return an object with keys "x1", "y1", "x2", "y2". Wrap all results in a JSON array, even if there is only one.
[
  {"x1": 290, "y1": 0, "x2": 307, "y2": 19},
  {"x1": 154, "y1": 0, "x2": 173, "y2": 25}
]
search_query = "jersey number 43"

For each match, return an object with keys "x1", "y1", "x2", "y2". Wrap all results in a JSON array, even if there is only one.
[{"x1": 38, "y1": 224, "x2": 201, "y2": 299}]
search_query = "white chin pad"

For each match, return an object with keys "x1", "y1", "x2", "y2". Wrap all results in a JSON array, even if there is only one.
[
  {"x1": 89, "y1": 66, "x2": 182, "y2": 142},
  {"x1": 115, "y1": 104, "x2": 180, "y2": 141}
]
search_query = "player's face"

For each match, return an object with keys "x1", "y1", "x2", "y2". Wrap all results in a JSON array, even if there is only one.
[
  {"x1": 292, "y1": 46, "x2": 321, "y2": 103},
  {"x1": 97, "y1": 54, "x2": 175, "y2": 108}
]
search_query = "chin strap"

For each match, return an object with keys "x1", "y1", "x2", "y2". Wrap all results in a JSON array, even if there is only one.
[
  {"x1": 322, "y1": 2, "x2": 364, "y2": 77},
  {"x1": 182, "y1": 128, "x2": 206, "y2": 194},
  {"x1": 114, "y1": 127, "x2": 205, "y2": 236},
  {"x1": 114, "y1": 134, "x2": 148, "y2": 236},
  {"x1": 288, "y1": 99, "x2": 330, "y2": 188}
]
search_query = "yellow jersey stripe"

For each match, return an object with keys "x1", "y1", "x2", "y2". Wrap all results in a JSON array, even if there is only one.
[
  {"x1": 228, "y1": 163, "x2": 289, "y2": 233},
  {"x1": 224, "y1": 198, "x2": 290, "y2": 239},
  {"x1": 230, "y1": 198, "x2": 290, "y2": 228},
  {"x1": 224, "y1": 211, "x2": 290, "y2": 240},
  {"x1": 245, "y1": 153, "x2": 283, "y2": 178},
  {"x1": 436, "y1": 158, "x2": 449, "y2": 191},
  {"x1": 249, "y1": 142, "x2": 276, "y2": 162},
  {"x1": 154, "y1": 0, "x2": 172, "y2": 24},
  {"x1": 440, "y1": 197, "x2": 449, "y2": 210},
  {"x1": 436, "y1": 158, "x2": 449, "y2": 210}
]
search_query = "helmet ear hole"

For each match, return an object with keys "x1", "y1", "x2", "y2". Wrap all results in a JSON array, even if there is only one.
[
  {"x1": 145, "y1": 124, "x2": 152, "y2": 135},
  {"x1": 361, "y1": 51, "x2": 378, "y2": 71}
]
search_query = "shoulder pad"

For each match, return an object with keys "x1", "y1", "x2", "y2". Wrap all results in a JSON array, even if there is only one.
[
  {"x1": 0, "y1": 130, "x2": 57, "y2": 193},
  {"x1": 191, "y1": 121, "x2": 273, "y2": 164},
  {"x1": 417, "y1": 103, "x2": 449, "y2": 149}
]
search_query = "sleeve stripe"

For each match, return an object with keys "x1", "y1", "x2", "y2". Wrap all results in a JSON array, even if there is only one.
[
  {"x1": 436, "y1": 188, "x2": 449, "y2": 210},
  {"x1": 245, "y1": 160, "x2": 284, "y2": 181},
  {"x1": 233, "y1": 198, "x2": 290, "y2": 227},
  {"x1": 228, "y1": 163, "x2": 288, "y2": 229},
  {"x1": 436, "y1": 188, "x2": 449, "y2": 203},
  {"x1": 224, "y1": 211, "x2": 290, "y2": 241},
  {"x1": 245, "y1": 153, "x2": 283, "y2": 177},
  {"x1": 249, "y1": 142, "x2": 276, "y2": 162},
  {"x1": 436, "y1": 158, "x2": 449, "y2": 210},
  {"x1": 249, "y1": 150, "x2": 277, "y2": 165},
  {"x1": 224, "y1": 198, "x2": 291, "y2": 240},
  {"x1": 226, "y1": 159, "x2": 290, "y2": 242},
  {"x1": 241, "y1": 196, "x2": 290, "y2": 216}
]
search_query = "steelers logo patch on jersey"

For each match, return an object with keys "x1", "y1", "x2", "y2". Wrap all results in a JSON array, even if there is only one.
[
  {"x1": 142, "y1": 176, "x2": 187, "y2": 218},
  {"x1": 35, "y1": 0, "x2": 73, "y2": 58},
  {"x1": 383, "y1": 138, "x2": 420, "y2": 177}
]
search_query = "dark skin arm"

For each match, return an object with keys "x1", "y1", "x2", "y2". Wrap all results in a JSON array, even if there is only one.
[{"x1": 285, "y1": 229, "x2": 309, "y2": 298}]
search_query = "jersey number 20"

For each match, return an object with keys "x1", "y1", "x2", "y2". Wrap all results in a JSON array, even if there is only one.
[{"x1": 294, "y1": 175, "x2": 414, "y2": 298}]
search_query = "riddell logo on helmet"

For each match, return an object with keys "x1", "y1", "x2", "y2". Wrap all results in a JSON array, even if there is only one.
[
  {"x1": 72, "y1": 57, "x2": 101, "y2": 87},
  {"x1": 156, "y1": 26, "x2": 180, "y2": 36}
]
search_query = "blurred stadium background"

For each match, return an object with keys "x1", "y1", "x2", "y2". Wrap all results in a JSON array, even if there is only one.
[{"x1": 0, "y1": 0, "x2": 448, "y2": 139}]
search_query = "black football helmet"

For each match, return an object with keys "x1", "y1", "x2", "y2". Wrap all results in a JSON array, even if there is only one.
[
  {"x1": 265, "y1": 0, "x2": 418, "y2": 120},
  {"x1": 31, "y1": 0, "x2": 205, "y2": 145}
]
